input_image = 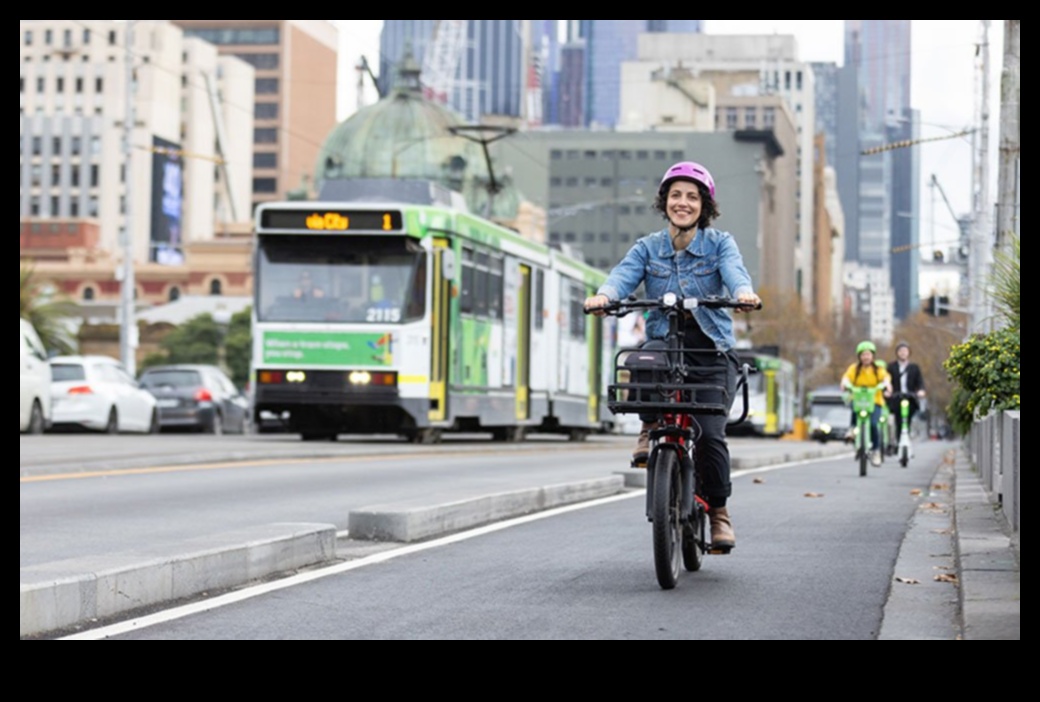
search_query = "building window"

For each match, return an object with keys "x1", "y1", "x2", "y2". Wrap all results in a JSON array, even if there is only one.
[
  {"x1": 744, "y1": 106, "x2": 757, "y2": 128},
  {"x1": 24, "y1": 30, "x2": 32, "y2": 46},
  {"x1": 83, "y1": 28, "x2": 91, "y2": 45},
  {"x1": 108, "y1": 30, "x2": 117, "y2": 46},
  {"x1": 253, "y1": 152, "x2": 277, "y2": 168},
  {"x1": 37, "y1": 77, "x2": 45, "y2": 92},
  {"x1": 96, "y1": 77, "x2": 103, "y2": 92},
  {"x1": 236, "y1": 53, "x2": 279, "y2": 69},
  {"x1": 168, "y1": 286, "x2": 181, "y2": 302},
  {"x1": 209, "y1": 279, "x2": 222, "y2": 296},
  {"x1": 254, "y1": 102, "x2": 278, "y2": 119},
  {"x1": 82, "y1": 287, "x2": 95, "y2": 301},
  {"x1": 763, "y1": 107, "x2": 775, "y2": 128},
  {"x1": 725, "y1": 107, "x2": 738, "y2": 129},
  {"x1": 255, "y1": 78, "x2": 279, "y2": 94},
  {"x1": 253, "y1": 177, "x2": 277, "y2": 193},
  {"x1": 254, "y1": 128, "x2": 277, "y2": 144}
]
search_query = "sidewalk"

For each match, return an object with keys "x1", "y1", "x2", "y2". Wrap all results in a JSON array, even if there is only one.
[{"x1": 951, "y1": 446, "x2": 1021, "y2": 640}]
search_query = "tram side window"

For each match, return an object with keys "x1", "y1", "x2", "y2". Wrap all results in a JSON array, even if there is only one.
[
  {"x1": 460, "y1": 246, "x2": 474, "y2": 314},
  {"x1": 534, "y1": 269, "x2": 544, "y2": 330},
  {"x1": 474, "y1": 251, "x2": 489, "y2": 316},
  {"x1": 568, "y1": 282, "x2": 586, "y2": 338},
  {"x1": 488, "y1": 255, "x2": 503, "y2": 319}
]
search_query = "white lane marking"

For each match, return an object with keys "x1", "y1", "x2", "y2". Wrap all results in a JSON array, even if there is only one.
[
  {"x1": 60, "y1": 491, "x2": 642, "y2": 640},
  {"x1": 60, "y1": 453, "x2": 842, "y2": 640}
]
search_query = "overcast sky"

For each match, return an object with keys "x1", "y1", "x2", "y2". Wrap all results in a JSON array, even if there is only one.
[{"x1": 331, "y1": 20, "x2": 1007, "y2": 259}]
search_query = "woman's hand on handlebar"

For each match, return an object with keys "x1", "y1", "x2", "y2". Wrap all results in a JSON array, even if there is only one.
[
  {"x1": 584, "y1": 294, "x2": 610, "y2": 317},
  {"x1": 734, "y1": 290, "x2": 762, "y2": 314}
]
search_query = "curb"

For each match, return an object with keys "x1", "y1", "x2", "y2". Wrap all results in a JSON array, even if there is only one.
[{"x1": 20, "y1": 522, "x2": 336, "y2": 638}]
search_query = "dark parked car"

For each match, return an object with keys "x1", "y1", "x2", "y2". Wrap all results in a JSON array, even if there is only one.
[{"x1": 138, "y1": 364, "x2": 249, "y2": 434}]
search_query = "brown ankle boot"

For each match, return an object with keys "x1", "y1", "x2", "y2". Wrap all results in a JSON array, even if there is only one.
[
  {"x1": 632, "y1": 422, "x2": 654, "y2": 466},
  {"x1": 709, "y1": 506, "x2": 735, "y2": 551}
]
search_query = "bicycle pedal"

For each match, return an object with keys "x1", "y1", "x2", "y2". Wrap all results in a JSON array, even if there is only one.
[
  {"x1": 630, "y1": 458, "x2": 647, "y2": 469},
  {"x1": 708, "y1": 545, "x2": 733, "y2": 555}
]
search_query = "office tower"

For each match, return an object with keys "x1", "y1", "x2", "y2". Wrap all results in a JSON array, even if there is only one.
[
  {"x1": 843, "y1": 20, "x2": 918, "y2": 320},
  {"x1": 171, "y1": 20, "x2": 339, "y2": 212},
  {"x1": 380, "y1": 20, "x2": 525, "y2": 123},
  {"x1": 584, "y1": 20, "x2": 703, "y2": 129}
]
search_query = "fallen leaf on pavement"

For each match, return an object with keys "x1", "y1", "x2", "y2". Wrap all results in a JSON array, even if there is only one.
[
  {"x1": 932, "y1": 483, "x2": 950, "y2": 491},
  {"x1": 910, "y1": 488, "x2": 922, "y2": 495},
  {"x1": 934, "y1": 573, "x2": 959, "y2": 584},
  {"x1": 895, "y1": 576, "x2": 921, "y2": 584},
  {"x1": 803, "y1": 492, "x2": 824, "y2": 498},
  {"x1": 753, "y1": 477, "x2": 765, "y2": 484}
]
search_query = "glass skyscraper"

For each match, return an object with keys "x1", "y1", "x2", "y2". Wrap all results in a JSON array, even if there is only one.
[
  {"x1": 380, "y1": 20, "x2": 524, "y2": 123},
  {"x1": 843, "y1": 20, "x2": 919, "y2": 320},
  {"x1": 584, "y1": 20, "x2": 703, "y2": 129}
]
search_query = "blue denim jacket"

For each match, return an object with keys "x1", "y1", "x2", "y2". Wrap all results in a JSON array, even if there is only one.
[{"x1": 597, "y1": 226, "x2": 755, "y2": 351}]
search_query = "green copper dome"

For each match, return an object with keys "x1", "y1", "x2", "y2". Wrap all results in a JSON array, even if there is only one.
[{"x1": 315, "y1": 49, "x2": 486, "y2": 199}]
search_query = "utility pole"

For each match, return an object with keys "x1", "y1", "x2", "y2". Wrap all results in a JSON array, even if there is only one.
[
  {"x1": 119, "y1": 20, "x2": 138, "y2": 376},
  {"x1": 996, "y1": 20, "x2": 1020, "y2": 254},
  {"x1": 969, "y1": 20, "x2": 992, "y2": 334}
]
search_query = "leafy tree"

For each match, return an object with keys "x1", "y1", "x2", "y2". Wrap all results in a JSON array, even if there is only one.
[
  {"x1": 139, "y1": 308, "x2": 253, "y2": 388},
  {"x1": 942, "y1": 232, "x2": 1019, "y2": 434},
  {"x1": 20, "y1": 261, "x2": 77, "y2": 355},
  {"x1": 224, "y1": 307, "x2": 252, "y2": 388},
  {"x1": 943, "y1": 326, "x2": 1020, "y2": 435}
]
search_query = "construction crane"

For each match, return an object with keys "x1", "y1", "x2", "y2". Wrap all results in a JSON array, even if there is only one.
[
  {"x1": 355, "y1": 55, "x2": 382, "y2": 111},
  {"x1": 929, "y1": 173, "x2": 970, "y2": 261},
  {"x1": 421, "y1": 20, "x2": 466, "y2": 105}
]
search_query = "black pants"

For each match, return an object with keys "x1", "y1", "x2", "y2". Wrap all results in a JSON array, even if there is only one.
[{"x1": 637, "y1": 319, "x2": 738, "y2": 508}]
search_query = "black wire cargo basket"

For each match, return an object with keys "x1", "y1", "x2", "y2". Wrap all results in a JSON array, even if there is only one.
[{"x1": 607, "y1": 346, "x2": 730, "y2": 416}]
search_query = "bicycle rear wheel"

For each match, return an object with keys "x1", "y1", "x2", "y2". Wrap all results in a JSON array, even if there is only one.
[
  {"x1": 682, "y1": 499, "x2": 707, "y2": 572},
  {"x1": 900, "y1": 445, "x2": 909, "y2": 468},
  {"x1": 651, "y1": 448, "x2": 682, "y2": 589}
]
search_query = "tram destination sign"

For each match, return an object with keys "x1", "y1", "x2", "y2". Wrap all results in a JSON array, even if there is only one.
[{"x1": 260, "y1": 208, "x2": 403, "y2": 232}]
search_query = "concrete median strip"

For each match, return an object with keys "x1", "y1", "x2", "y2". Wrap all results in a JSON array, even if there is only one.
[
  {"x1": 348, "y1": 476, "x2": 626, "y2": 542},
  {"x1": 21, "y1": 477, "x2": 627, "y2": 638},
  {"x1": 20, "y1": 522, "x2": 336, "y2": 638}
]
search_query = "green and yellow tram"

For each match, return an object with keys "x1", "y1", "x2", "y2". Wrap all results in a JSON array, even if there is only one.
[{"x1": 250, "y1": 197, "x2": 614, "y2": 443}]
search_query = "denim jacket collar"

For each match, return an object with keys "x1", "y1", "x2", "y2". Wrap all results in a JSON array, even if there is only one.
[{"x1": 655, "y1": 227, "x2": 706, "y2": 259}]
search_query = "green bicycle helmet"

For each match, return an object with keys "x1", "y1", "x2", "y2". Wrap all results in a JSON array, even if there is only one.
[{"x1": 856, "y1": 340, "x2": 877, "y2": 355}]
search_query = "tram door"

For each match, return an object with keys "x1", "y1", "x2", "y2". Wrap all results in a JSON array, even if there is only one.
[
  {"x1": 515, "y1": 265, "x2": 531, "y2": 421},
  {"x1": 429, "y1": 238, "x2": 452, "y2": 422},
  {"x1": 587, "y1": 289, "x2": 602, "y2": 424}
]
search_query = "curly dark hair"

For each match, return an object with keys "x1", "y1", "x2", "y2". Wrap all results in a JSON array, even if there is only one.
[{"x1": 652, "y1": 179, "x2": 721, "y2": 229}]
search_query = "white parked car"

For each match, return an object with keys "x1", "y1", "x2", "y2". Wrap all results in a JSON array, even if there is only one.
[
  {"x1": 20, "y1": 318, "x2": 53, "y2": 434},
  {"x1": 48, "y1": 355, "x2": 159, "y2": 434}
]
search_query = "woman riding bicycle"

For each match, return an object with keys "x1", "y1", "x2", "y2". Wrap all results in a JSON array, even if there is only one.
[
  {"x1": 584, "y1": 161, "x2": 760, "y2": 551},
  {"x1": 840, "y1": 341, "x2": 893, "y2": 467}
]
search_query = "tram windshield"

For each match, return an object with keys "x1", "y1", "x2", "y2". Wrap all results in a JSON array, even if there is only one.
[{"x1": 256, "y1": 234, "x2": 427, "y2": 324}]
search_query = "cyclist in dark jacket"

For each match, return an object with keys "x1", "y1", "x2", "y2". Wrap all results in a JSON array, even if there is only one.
[{"x1": 887, "y1": 341, "x2": 926, "y2": 446}]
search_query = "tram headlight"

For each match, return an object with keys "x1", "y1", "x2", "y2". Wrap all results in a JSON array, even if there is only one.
[
  {"x1": 286, "y1": 371, "x2": 306, "y2": 383},
  {"x1": 348, "y1": 370, "x2": 397, "y2": 387}
]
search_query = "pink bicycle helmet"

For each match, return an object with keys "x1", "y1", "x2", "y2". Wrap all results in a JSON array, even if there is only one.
[{"x1": 660, "y1": 161, "x2": 716, "y2": 199}]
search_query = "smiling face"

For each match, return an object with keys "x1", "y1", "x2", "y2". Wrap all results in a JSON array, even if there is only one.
[
  {"x1": 666, "y1": 180, "x2": 703, "y2": 231},
  {"x1": 859, "y1": 349, "x2": 875, "y2": 365}
]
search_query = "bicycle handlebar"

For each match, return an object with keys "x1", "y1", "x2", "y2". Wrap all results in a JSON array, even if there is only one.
[{"x1": 584, "y1": 293, "x2": 762, "y2": 317}]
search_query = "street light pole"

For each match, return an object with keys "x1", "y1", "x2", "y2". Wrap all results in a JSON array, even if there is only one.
[{"x1": 119, "y1": 20, "x2": 137, "y2": 375}]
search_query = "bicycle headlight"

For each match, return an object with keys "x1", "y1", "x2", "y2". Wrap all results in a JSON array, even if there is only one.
[{"x1": 662, "y1": 292, "x2": 677, "y2": 307}]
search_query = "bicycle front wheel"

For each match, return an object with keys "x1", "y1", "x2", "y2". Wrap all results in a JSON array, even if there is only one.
[{"x1": 651, "y1": 448, "x2": 682, "y2": 589}]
